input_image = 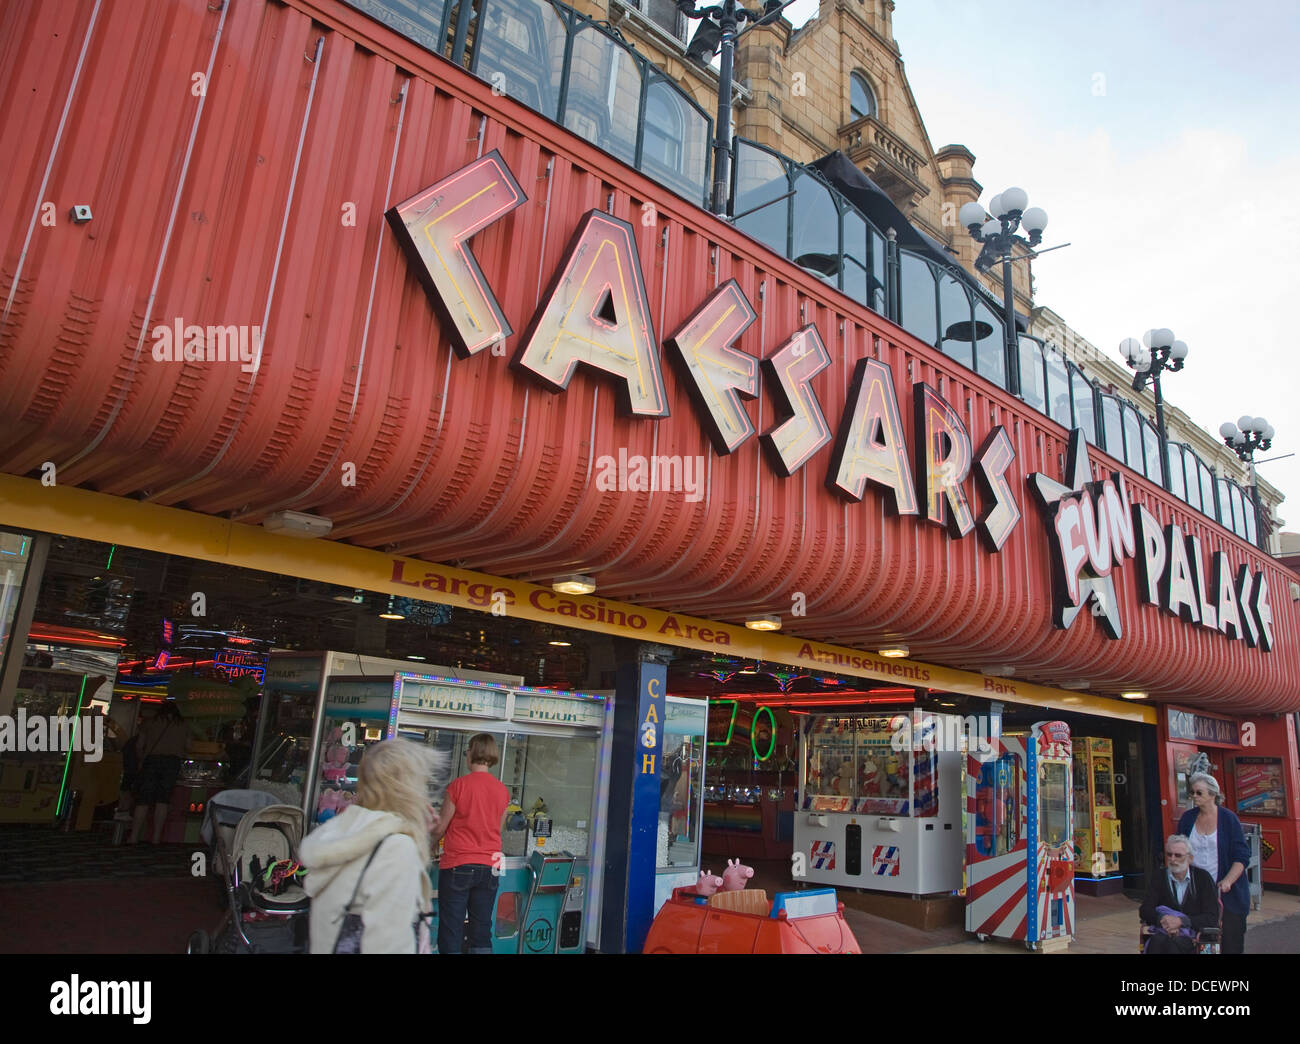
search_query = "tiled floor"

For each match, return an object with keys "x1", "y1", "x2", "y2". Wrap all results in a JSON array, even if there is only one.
[
  {"x1": 0, "y1": 823, "x2": 196, "y2": 883},
  {"x1": 4, "y1": 832, "x2": 1296, "y2": 953},
  {"x1": 711, "y1": 856, "x2": 1300, "y2": 954}
]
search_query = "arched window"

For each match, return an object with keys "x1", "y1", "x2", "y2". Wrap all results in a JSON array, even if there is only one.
[
  {"x1": 850, "y1": 72, "x2": 877, "y2": 121},
  {"x1": 642, "y1": 86, "x2": 684, "y2": 175}
]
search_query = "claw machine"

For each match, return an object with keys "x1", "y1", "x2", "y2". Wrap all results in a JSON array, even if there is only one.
[
  {"x1": 794, "y1": 713, "x2": 965, "y2": 893},
  {"x1": 965, "y1": 721, "x2": 1074, "y2": 950},
  {"x1": 249, "y1": 652, "x2": 519, "y2": 818},
  {"x1": 1071, "y1": 736, "x2": 1123, "y2": 894},
  {"x1": 393, "y1": 673, "x2": 612, "y2": 954}
]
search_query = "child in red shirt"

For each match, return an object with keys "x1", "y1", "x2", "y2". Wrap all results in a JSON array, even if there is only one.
[{"x1": 431, "y1": 734, "x2": 509, "y2": 953}]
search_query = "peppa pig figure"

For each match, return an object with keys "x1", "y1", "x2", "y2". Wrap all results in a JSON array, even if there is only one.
[
  {"x1": 722, "y1": 858, "x2": 754, "y2": 891},
  {"x1": 695, "y1": 869, "x2": 723, "y2": 896}
]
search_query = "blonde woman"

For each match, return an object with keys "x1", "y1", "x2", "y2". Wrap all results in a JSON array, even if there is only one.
[{"x1": 300, "y1": 739, "x2": 444, "y2": 954}]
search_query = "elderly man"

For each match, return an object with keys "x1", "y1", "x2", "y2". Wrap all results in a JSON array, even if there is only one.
[{"x1": 1140, "y1": 834, "x2": 1220, "y2": 954}]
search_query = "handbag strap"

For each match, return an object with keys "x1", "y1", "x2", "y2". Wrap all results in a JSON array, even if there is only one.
[{"x1": 344, "y1": 835, "x2": 395, "y2": 912}]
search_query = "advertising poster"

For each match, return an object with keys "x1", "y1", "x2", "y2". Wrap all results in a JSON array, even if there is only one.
[{"x1": 1234, "y1": 757, "x2": 1286, "y2": 817}]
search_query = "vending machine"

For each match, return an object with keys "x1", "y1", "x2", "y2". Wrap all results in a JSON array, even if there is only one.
[
  {"x1": 965, "y1": 721, "x2": 1075, "y2": 950},
  {"x1": 393, "y1": 673, "x2": 611, "y2": 954},
  {"x1": 794, "y1": 713, "x2": 965, "y2": 895},
  {"x1": 1071, "y1": 737, "x2": 1122, "y2": 888}
]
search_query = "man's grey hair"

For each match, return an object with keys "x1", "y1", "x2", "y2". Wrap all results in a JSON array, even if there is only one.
[
  {"x1": 1165, "y1": 834, "x2": 1192, "y2": 856},
  {"x1": 1188, "y1": 772, "x2": 1223, "y2": 805}
]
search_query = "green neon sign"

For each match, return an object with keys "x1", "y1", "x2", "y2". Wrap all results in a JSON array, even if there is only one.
[
  {"x1": 752, "y1": 705, "x2": 777, "y2": 761},
  {"x1": 56, "y1": 675, "x2": 89, "y2": 818},
  {"x1": 707, "y1": 699, "x2": 777, "y2": 760},
  {"x1": 707, "y1": 699, "x2": 738, "y2": 746}
]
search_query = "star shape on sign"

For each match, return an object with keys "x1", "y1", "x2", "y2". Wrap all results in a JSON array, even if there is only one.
[{"x1": 1027, "y1": 429, "x2": 1123, "y2": 640}]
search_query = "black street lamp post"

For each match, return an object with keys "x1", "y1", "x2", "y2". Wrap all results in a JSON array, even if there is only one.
[
  {"x1": 677, "y1": 0, "x2": 785, "y2": 215},
  {"x1": 1118, "y1": 329, "x2": 1187, "y2": 491},
  {"x1": 1220, "y1": 415, "x2": 1275, "y2": 547},
  {"x1": 960, "y1": 189, "x2": 1049, "y2": 397}
]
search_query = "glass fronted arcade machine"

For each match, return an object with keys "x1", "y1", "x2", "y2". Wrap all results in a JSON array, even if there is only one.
[
  {"x1": 249, "y1": 652, "x2": 520, "y2": 817},
  {"x1": 794, "y1": 713, "x2": 964, "y2": 894},
  {"x1": 965, "y1": 721, "x2": 1075, "y2": 950},
  {"x1": 654, "y1": 696, "x2": 707, "y2": 911},
  {"x1": 1071, "y1": 736, "x2": 1122, "y2": 893},
  {"x1": 394, "y1": 673, "x2": 611, "y2": 954}
]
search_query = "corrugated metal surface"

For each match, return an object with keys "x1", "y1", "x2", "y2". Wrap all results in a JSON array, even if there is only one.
[{"x1": 1, "y1": 0, "x2": 1296, "y2": 711}]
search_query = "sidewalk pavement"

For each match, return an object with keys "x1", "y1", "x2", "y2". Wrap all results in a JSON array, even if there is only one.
[{"x1": 909, "y1": 890, "x2": 1300, "y2": 954}]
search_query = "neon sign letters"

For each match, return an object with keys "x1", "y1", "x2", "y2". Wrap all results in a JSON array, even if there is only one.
[
  {"x1": 390, "y1": 155, "x2": 1276, "y2": 651},
  {"x1": 1031, "y1": 432, "x2": 1273, "y2": 648}
]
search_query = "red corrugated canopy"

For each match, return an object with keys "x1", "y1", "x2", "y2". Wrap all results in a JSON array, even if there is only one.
[{"x1": 0, "y1": 0, "x2": 1296, "y2": 713}]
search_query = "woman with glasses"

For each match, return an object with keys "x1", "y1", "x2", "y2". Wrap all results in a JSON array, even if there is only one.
[{"x1": 1177, "y1": 772, "x2": 1251, "y2": 953}]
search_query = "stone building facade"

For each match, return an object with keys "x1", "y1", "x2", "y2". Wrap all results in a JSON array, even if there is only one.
[{"x1": 477, "y1": 0, "x2": 1285, "y2": 544}]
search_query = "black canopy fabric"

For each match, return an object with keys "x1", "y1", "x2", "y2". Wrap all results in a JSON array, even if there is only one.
[{"x1": 808, "y1": 150, "x2": 1026, "y2": 333}]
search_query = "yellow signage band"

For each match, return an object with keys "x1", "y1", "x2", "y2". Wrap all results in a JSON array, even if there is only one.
[{"x1": 0, "y1": 473, "x2": 1154, "y2": 723}]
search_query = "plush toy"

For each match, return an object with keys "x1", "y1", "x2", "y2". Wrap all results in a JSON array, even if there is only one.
[
  {"x1": 885, "y1": 753, "x2": 908, "y2": 795},
  {"x1": 860, "y1": 754, "x2": 880, "y2": 792},
  {"x1": 832, "y1": 758, "x2": 855, "y2": 795},
  {"x1": 316, "y1": 788, "x2": 343, "y2": 822},
  {"x1": 321, "y1": 728, "x2": 349, "y2": 783},
  {"x1": 695, "y1": 869, "x2": 723, "y2": 896},
  {"x1": 722, "y1": 858, "x2": 754, "y2": 891}
]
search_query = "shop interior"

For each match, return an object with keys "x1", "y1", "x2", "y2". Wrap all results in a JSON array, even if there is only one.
[{"x1": 1, "y1": 531, "x2": 1158, "y2": 917}]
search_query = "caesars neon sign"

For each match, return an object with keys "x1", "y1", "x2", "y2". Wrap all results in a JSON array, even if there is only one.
[{"x1": 386, "y1": 152, "x2": 1275, "y2": 652}]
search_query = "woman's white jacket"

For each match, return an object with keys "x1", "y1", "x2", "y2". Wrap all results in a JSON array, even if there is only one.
[{"x1": 299, "y1": 805, "x2": 431, "y2": 954}]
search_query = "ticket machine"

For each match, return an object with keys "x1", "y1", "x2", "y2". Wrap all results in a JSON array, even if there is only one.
[
  {"x1": 965, "y1": 721, "x2": 1074, "y2": 950},
  {"x1": 393, "y1": 673, "x2": 610, "y2": 954}
]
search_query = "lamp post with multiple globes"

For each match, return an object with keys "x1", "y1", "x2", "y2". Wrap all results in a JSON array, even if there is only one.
[
  {"x1": 959, "y1": 188, "x2": 1049, "y2": 397},
  {"x1": 1118, "y1": 328, "x2": 1188, "y2": 491},
  {"x1": 1219, "y1": 416, "x2": 1274, "y2": 547}
]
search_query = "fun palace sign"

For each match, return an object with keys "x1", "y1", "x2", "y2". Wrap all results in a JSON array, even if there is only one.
[{"x1": 385, "y1": 152, "x2": 1276, "y2": 653}]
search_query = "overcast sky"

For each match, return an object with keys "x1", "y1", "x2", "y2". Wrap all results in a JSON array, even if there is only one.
[{"x1": 783, "y1": 0, "x2": 1300, "y2": 526}]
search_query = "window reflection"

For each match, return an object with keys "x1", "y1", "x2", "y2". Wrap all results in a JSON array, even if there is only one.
[
  {"x1": 1018, "y1": 338, "x2": 1046, "y2": 413},
  {"x1": 1044, "y1": 348, "x2": 1071, "y2": 428},
  {"x1": 1183, "y1": 451, "x2": 1201, "y2": 512},
  {"x1": 563, "y1": 29, "x2": 640, "y2": 164},
  {"x1": 1216, "y1": 478, "x2": 1233, "y2": 529},
  {"x1": 1166, "y1": 444, "x2": 1186, "y2": 499},
  {"x1": 1244, "y1": 491, "x2": 1258, "y2": 544},
  {"x1": 850, "y1": 72, "x2": 877, "y2": 120},
  {"x1": 641, "y1": 79, "x2": 708, "y2": 201},
  {"x1": 1101, "y1": 395, "x2": 1123, "y2": 460},
  {"x1": 1231, "y1": 484, "x2": 1247, "y2": 538},
  {"x1": 1199, "y1": 462, "x2": 1216, "y2": 518},
  {"x1": 1122, "y1": 405, "x2": 1144, "y2": 474},
  {"x1": 1070, "y1": 369, "x2": 1096, "y2": 444},
  {"x1": 842, "y1": 210, "x2": 868, "y2": 303},
  {"x1": 733, "y1": 142, "x2": 789, "y2": 255},
  {"x1": 474, "y1": 0, "x2": 568, "y2": 118},
  {"x1": 1142, "y1": 421, "x2": 1161, "y2": 481},
  {"x1": 869, "y1": 230, "x2": 886, "y2": 312},
  {"x1": 938, "y1": 273, "x2": 973, "y2": 369},
  {"x1": 973, "y1": 299, "x2": 1005, "y2": 386},
  {"x1": 899, "y1": 252, "x2": 937, "y2": 347},
  {"x1": 792, "y1": 173, "x2": 839, "y2": 282}
]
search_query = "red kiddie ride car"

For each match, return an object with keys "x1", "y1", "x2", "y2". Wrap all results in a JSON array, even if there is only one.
[{"x1": 643, "y1": 886, "x2": 862, "y2": 954}]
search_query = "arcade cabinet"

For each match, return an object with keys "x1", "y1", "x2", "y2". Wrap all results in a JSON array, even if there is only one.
[{"x1": 965, "y1": 721, "x2": 1075, "y2": 950}]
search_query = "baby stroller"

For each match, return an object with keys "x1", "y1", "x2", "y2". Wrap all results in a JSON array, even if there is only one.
[{"x1": 188, "y1": 792, "x2": 309, "y2": 954}]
